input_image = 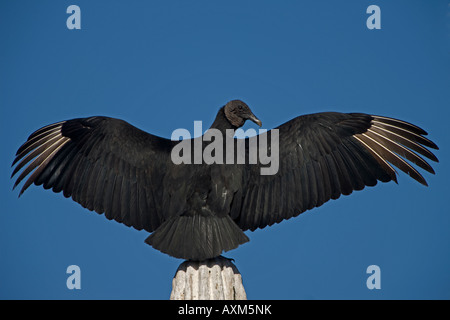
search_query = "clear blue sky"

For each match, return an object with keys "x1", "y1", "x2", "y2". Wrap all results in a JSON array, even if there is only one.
[{"x1": 1, "y1": 0, "x2": 449, "y2": 299}]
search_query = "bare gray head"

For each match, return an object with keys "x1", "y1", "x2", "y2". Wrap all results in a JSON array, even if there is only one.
[{"x1": 223, "y1": 100, "x2": 262, "y2": 128}]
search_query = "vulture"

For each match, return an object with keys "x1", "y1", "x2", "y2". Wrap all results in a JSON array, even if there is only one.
[{"x1": 11, "y1": 100, "x2": 439, "y2": 261}]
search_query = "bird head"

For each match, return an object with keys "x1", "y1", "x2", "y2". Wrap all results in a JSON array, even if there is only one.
[{"x1": 224, "y1": 100, "x2": 262, "y2": 128}]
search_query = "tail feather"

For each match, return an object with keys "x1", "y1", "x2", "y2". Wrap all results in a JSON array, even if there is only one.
[{"x1": 145, "y1": 214, "x2": 249, "y2": 261}]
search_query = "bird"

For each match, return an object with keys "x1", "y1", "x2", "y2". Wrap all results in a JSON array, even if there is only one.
[{"x1": 11, "y1": 100, "x2": 439, "y2": 261}]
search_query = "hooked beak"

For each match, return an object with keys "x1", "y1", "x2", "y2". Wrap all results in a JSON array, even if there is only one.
[{"x1": 248, "y1": 114, "x2": 262, "y2": 127}]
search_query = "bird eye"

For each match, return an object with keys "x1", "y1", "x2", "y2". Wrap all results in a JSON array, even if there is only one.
[{"x1": 238, "y1": 105, "x2": 243, "y2": 110}]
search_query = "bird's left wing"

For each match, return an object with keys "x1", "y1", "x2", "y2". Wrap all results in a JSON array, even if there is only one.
[
  {"x1": 11, "y1": 116, "x2": 174, "y2": 233},
  {"x1": 231, "y1": 112, "x2": 439, "y2": 231}
]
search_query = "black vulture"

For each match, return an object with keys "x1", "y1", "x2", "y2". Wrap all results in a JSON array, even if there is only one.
[{"x1": 11, "y1": 100, "x2": 439, "y2": 261}]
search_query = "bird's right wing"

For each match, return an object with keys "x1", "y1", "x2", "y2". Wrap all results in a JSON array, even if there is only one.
[{"x1": 11, "y1": 116, "x2": 174, "y2": 233}]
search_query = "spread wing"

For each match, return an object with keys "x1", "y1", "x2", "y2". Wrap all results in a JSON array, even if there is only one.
[
  {"x1": 11, "y1": 116, "x2": 174, "y2": 233},
  {"x1": 231, "y1": 112, "x2": 439, "y2": 231}
]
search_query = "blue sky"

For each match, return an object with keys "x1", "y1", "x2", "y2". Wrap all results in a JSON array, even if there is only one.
[{"x1": 1, "y1": 0, "x2": 449, "y2": 299}]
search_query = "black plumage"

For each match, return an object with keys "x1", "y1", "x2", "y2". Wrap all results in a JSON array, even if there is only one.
[{"x1": 11, "y1": 100, "x2": 439, "y2": 260}]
